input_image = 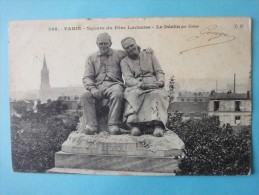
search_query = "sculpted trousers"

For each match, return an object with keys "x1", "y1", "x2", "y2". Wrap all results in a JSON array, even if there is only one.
[{"x1": 80, "y1": 81, "x2": 124, "y2": 128}]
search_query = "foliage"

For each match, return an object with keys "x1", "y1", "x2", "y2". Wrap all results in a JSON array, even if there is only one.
[
  {"x1": 37, "y1": 100, "x2": 68, "y2": 116},
  {"x1": 168, "y1": 75, "x2": 175, "y2": 103},
  {"x1": 12, "y1": 100, "x2": 34, "y2": 118},
  {"x1": 166, "y1": 111, "x2": 183, "y2": 131},
  {"x1": 167, "y1": 114, "x2": 251, "y2": 175},
  {"x1": 11, "y1": 100, "x2": 79, "y2": 173}
]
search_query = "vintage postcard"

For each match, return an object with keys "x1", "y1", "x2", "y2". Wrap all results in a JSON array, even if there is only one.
[{"x1": 9, "y1": 17, "x2": 251, "y2": 175}]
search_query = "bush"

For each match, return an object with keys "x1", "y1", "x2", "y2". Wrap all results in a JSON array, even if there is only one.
[
  {"x1": 166, "y1": 111, "x2": 183, "y2": 131},
  {"x1": 11, "y1": 100, "x2": 79, "y2": 173},
  {"x1": 167, "y1": 114, "x2": 251, "y2": 175}
]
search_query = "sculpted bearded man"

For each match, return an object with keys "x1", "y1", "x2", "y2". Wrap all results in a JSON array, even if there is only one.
[
  {"x1": 80, "y1": 33, "x2": 152, "y2": 135},
  {"x1": 120, "y1": 37, "x2": 169, "y2": 137}
]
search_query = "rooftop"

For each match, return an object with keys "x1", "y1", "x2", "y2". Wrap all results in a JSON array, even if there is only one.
[
  {"x1": 168, "y1": 102, "x2": 208, "y2": 116},
  {"x1": 209, "y1": 92, "x2": 250, "y2": 100},
  {"x1": 178, "y1": 92, "x2": 210, "y2": 98}
]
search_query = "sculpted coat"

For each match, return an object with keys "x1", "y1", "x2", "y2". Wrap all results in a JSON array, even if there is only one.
[{"x1": 120, "y1": 51, "x2": 169, "y2": 129}]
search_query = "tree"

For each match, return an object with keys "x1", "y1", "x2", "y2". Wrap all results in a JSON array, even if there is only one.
[
  {"x1": 11, "y1": 100, "x2": 78, "y2": 173},
  {"x1": 168, "y1": 75, "x2": 175, "y2": 103},
  {"x1": 12, "y1": 101, "x2": 34, "y2": 119},
  {"x1": 167, "y1": 114, "x2": 251, "y2": 175}
]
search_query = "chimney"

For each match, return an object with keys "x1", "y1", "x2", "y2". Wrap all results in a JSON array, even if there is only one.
[{"x1": 234, "y1": 73, "x2": 236, "y2": 93}]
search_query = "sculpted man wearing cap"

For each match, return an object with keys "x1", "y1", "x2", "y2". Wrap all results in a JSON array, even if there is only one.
[
  {"x1": 120, "y1": 37, "x2": 169, "y2": 137},
  {"x1": 80, "y1": 33, "x2": 152, "y2": 135}
]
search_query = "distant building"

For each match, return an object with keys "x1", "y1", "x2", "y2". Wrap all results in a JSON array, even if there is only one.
[
  {"x1": 58, "y1": 96, "x2": 80, "y2": 112},
  {"x1": 10, "y1": 100, "x2": 35, "y2": 116},
  {"x1": 168, "y1": 102, "x2": 208, "y2": 121},
  {"x1": 208, "y1": 91, "x2": 251, "y2": 129},
  {"x1": 169, "y1": 91, "x2": 210, "y2": 121},
  {"x1": 39, "y1": 55, "x2": 84, "y2": 102},
  {"x1": 176, "y1": 92, "x2": 210, "y2": 102}
]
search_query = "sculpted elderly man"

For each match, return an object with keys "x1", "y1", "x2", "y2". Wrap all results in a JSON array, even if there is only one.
[
  {"x1": 120, "y1": 37, "x2": 169, "y2": 137},
  {"x1": 80, "y1": 33, "x2": 152, "y2": 135}
]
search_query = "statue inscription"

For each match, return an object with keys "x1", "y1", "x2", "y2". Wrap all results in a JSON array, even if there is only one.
[{"x1": 102, "y1": 143, "x2": 127, "y2": 153}]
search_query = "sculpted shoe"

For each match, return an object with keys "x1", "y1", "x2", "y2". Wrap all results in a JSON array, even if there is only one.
[
  {"x1": 131, "y1": 126, "x2": 141, "y2": 136},
  {"x1": 153, "y1": 125, "x2": 164, "y2": 137},
  {"x1": 83, "y1": 125, "x2": 98, "y2": 135},
  {"x1": 109, "y1": 125, "x2": 121, "y2": 135}
]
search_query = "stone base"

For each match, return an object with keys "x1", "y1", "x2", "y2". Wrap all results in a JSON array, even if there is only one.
[
  {"x1": 62, "y1": 131, "x2": 184, "y2": 157},
  {"x1": 54, "y1": 151, "x2": 180, "y2": 173},
  {"x1": 51, "y1": 130, "x2": 184, "y2": 174},
  {"x1": 47, "y1": 167, "x2": 176, "y2": 176}
]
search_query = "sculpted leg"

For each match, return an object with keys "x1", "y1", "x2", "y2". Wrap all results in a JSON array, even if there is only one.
[
  {"x1": 153, "y1": 125, "x2": 164, "y2": 137},
  {"x1": 79, "y1": 91, "x2": 98, "y2": 135},
  {"x1": 104, "y1": 84, "x2": 124, "y2": 135},
  {"x1": 131, "y1": 125, "x2": 141, "y2": 136}
]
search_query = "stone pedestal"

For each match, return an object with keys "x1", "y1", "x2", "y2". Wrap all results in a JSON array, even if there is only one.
[{"x1": 50, "y1": 131, "x2": 185, "y2": 174}]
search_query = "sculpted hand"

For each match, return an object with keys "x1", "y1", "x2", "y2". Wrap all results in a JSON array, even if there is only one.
[
  {"x1": 91, "y1": 88, "x2": 102, "y2": 99},
  {"x1": 140, "y1": 83, "x2": 160, "y2": 90},
  {"x1": 143, "y1": 47, "x2": 154, "y2": 54},
  {"x1": 157, "y1": 81, "x2": 164, "y2": 88}
]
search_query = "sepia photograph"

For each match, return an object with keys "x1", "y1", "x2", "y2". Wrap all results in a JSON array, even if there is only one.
[{"x1": 9, "y1": 17, "x2": 251, "y2": 175}]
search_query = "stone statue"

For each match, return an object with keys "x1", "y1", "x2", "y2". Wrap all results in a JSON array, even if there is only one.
[
  {"x1": 120, "y1": 37, "x2": 169, "y2": 137},
  {"x1": 53, "y1": 35, "x2": 184, "y2": 175},
  {"x1": 79, "y1": 33, "x2": 153, "y2": 135},
  {"x1": 79, "y1": 33, "x2": 125, "y2": 135}
]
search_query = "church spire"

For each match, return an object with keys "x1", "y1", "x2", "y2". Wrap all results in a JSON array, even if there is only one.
[
  {"x1": 41, "y1": 53, "x2": 48, "y2": 73},
  {"x1": 40, "y1": 54, "x2": 50, "y2": 90}
]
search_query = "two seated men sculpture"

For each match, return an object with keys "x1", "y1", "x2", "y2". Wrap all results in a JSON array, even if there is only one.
[{"x1": 80, "y1": 33, "x2": 169, "y2": 137}]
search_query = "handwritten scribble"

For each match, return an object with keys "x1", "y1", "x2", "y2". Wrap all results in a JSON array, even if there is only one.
[{"x1": 180, "y1": 24, "x2": 236, "y2": 54}]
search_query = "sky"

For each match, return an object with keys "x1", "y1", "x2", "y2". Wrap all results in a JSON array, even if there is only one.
[{"x1": 9, "y1": 17, "x2": 251, "y2": 97}]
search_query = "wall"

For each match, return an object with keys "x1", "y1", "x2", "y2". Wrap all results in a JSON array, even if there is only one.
[
  {"x1": 208, "y1": 99, "x2": 251, "y2": 127},
  {"x1": 208, "y1": 100, "x2": 251, "y2": 112}
]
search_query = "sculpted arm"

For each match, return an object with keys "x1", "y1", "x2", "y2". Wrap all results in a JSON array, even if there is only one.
[
  {"x1": 151, "y1": 54, "x2": 165, "y2": 87},
  {"x1": 118, "y1": 48, "x2": 153, "y2": 59},
  {"x1": 120, "y1": 60, "x2": 143, "y2": 88},
  {"x1": 82, "y1": 55, "x2": 101, "y2": 98},
  {"x1": 82, "y1": 55, "x2": 96, "y2": 90}
]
